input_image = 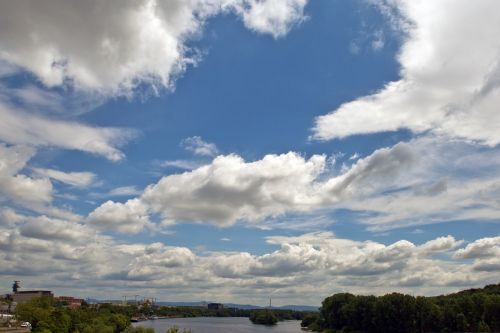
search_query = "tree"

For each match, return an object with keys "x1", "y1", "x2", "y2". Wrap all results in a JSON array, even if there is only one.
[
  {"x1": 249, "y1": 310, "x2": 278, "y2": 325},
  {"x1": 321, "y1": 293, "x2": 355, "y2": 330},
  {"x1": 484, "y1": 295, "x2": 500, "y2": 331}
]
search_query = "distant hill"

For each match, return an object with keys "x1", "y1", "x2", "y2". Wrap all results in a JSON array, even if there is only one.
[
  {"x1": 155, "y1": 300, "x2": 318, "y2": 311},
  {"x1": 447, "y1": 283, "x2": 500, "y2": 297}
]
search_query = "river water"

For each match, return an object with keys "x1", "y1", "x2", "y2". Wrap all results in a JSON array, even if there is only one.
[{"x1": 133, "y1": 317, "x2": 305, "y2": 333}]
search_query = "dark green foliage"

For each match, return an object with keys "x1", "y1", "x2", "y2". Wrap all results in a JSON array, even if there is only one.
[
  {"x1": 154, "y1": 305, "x2": 307, "y2": 321},
  {"x1": 14, "y1": 296, "x2": 132, "y2": 333},
  {"x1": 301, "y1": 312, "x2": 320, "y2": 327},
  {"x1": 302, "y1": 283, "x2": 500, "y2": 333},
  {"x1": 373, "y1": 293, "x2": 416, "y2": 333},
  {"x1": 249, "y1": 310, "x2": 278, "y2": 325}
]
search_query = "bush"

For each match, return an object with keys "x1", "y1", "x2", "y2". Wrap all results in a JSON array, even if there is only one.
[{"x1": 249, "y1": 310, "x2": 278, "y2": 325}]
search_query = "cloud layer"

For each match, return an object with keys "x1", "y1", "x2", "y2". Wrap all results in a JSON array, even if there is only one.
[
  {"x1": 87, "y1": 136, "x2": 500, "y2": 234},
  {"x1": 1, "y1": 212, "x2": 498, "y2": 304},
  {"x1": 313, "y1": 0, "x2": 500, "y2": 146}
]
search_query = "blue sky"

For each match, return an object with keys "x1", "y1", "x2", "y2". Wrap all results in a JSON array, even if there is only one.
[{"x1": 0, "y1": 0, "x2": 499, "y2": 305}]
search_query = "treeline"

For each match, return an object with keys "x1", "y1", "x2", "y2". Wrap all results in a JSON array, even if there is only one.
[
  {"x1": 153, "y1": 305, "x2": 305, "y2": 321},
  {"x1": 15, "y1": 296, "x2": 133, "y2": 333},
  {"x1": 301, "y1": 283, "x2": 500, "y2": 333}
]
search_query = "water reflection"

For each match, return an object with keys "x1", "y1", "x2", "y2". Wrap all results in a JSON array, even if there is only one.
[{"x1": 133, "y1": 317, "x2": 304, "y2": 333}]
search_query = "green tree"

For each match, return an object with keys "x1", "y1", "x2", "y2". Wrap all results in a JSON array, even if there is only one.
[
  {"x1": 320, "y1": 293, "x2": 355, "y2": 330},
  {"x1": 373, "y1": 293, "x2": 417, "y2": 333},
  {"x1": 249, "y1": 310, "x2": 278, "y2": 325},
  {"x1": 484, "y1": 295, "x2": 500, "y2": 331}
]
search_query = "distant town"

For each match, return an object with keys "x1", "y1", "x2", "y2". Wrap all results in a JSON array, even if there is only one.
[{"x1": 1, "y1": 280, "x2": 226, "y2": 320}]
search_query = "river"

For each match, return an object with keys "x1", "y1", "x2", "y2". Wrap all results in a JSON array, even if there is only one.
[{"x1": 132, "y1": 317, "x2": 305, "y2": 333}]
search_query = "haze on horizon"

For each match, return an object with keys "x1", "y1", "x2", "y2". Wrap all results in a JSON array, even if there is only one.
[{"x1": 0, "y1": 0, "x2": 499, "y2": 306}]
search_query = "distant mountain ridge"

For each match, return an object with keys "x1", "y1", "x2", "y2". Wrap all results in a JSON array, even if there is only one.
[{"x1": 155, "y1": 301, "x2": 319, "y2": 311}]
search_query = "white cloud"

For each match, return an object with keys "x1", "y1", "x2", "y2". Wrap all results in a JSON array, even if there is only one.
[
  {"x1": 86, "y1": 199, "x2": 151, "y2": 234},
  {"x1": 0, "y1": 144, "x2": 53, "y2": 206},
  {"x1": 107, "y1": 186, "x2": 142, "y2": 197},
  {"x1": 86, "y1": 135, "x2": 500, "y2": 234},
  {"x1": 33, "y1": 168, "x2": 96, "y2": 188},
  {"x1": 160, "y1": 159, "x2": 205, "y2": 170},
  {"x1": 232, "y1": 0, "x2": 308, "y2": 38},
  {"x1": 180, "y1": 136, "x2": 219, "y2": 157},
  {"x1": 337, "y1": 136, "x2": 500, "y2": 231},
  {"x1": 88, "y1": 144, "x2": 415, "y2": 232},
  {"x1": 419, "y1": 236, "x2": 463, "y2": 255},
  {"x1": 0, "y1": 84, "x2": 64, "y2": 114},
  {"x1": 1, "y1": 210, "x2": 498, "y2": 303},
  {"x1": 313, "y1": 0, "x2": 500, "y2": 146},
  {"x1": 140, "y1": 152, "x2": 328, "y2": 226},
  {"x1": 0, "y1": 101, "x2": 134, "y2": 161},
  {"x1": 19, "y1": 215, "x2": 96, "y2": 243},
  {"x1": 0, "y1": 0, "x2": 309, "y2": 95},
  {"x1": 454, "y1": 237, "x2": 500, "y2": 260}
]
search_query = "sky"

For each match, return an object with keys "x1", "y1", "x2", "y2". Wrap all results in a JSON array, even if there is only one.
[{"x1": 0, "y1": 0, "x2": 499, "y2": 306}]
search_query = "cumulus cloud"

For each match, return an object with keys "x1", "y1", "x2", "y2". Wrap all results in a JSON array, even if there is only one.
[
  {"x1": 86, "y1": 143, "x2": 418, "y2": 233},
  {"x1": 453, "y1": 237, "x2": 500, "y2": 274},
  {"x1": 19, "y1": 215, "x2": 96, "y2": 243},
  {"x1": 86, "y1": 134, "x2": 500, "y2": 234},
  {"x1": 419, "y1": 236, "x2": 463, "y2": 255},
  {"x1": 0, "y1": 0, "x2": 309, "y2": 95},
  {"x1": 86, "y1": 199, "x2": 151, "y2": 234},
  {"x1": 2, "y1": 209, "x2": 498, "y2": 303},
  {"x1": 454, "y1": 237, "x2": 500, "y2": 260},
  {"x1": 312, "y1": 0, "x2": 500, "y2": 146},
  {"x1": 180, "y1": 136, "x2": 219, "y2": 157}
]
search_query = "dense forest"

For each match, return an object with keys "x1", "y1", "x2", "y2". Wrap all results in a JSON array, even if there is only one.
[{"x1": 302, "y1": 283, "x2": 500, "y2": 333}]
